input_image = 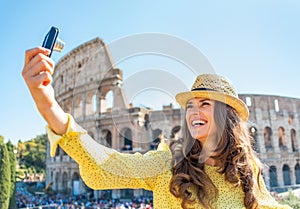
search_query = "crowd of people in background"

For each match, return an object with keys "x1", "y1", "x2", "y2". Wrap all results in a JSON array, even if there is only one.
[{"x1": 16, "y1": 183, "x2": 153, "y2": 209}]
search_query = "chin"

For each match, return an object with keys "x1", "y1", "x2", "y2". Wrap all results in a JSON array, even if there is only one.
[{"x1": 194, "y1": 136, "x2": 207, "y2": 145}]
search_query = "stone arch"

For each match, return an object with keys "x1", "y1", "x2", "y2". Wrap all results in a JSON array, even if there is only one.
[
  {"x1": 264, "y1": 127, "x2": 273, "y2": 151},
  {"x1": 72, "y1": 172, "x2": 80, "y2": 196},
  {"x1": 269, "y1": 165, "x2": 278, "y2": 187},
  {"x1": 144, "y1": 113, "x2": 150, "y2": 130},
  {"x1": 55, "y1": 171, "x2": 60, "y2": 192},
  {"x1": 72, "y1": 172, "x2": 79, "y2": 180},
  {"x1": 249, "y1": 126, "x2": 259, "y2": 152},
  {"x1": 65, "y1": 99, "x2": 72, "y2": 114},
  {"x1": 283, "y1": 164, "x2": 291, "y2": 186},
  {"x1": 288, "y1": 114, "x2": 295, "y2": 125},
  {"x1": 92, "y1": 94, "x2": 98, "y2": 113},
  {"x1": 278, "y1": 127, "x2": 287, "y2": 150},
  {"x1": 150, "y1": 128, "x2": 162, "y2": 150},
  {"x1": 74, "y1": 96, "x2": 84, "y2": 119},
  {"x1": 102, "y1": 129, "x2": 112, "y2": 147},
  {"x1": 86, "y1": 91, "x2": 96, "y2": 116},
  {"x1": 104, "y1": 90, "x2": 114, "y2": 112},
  {"x1": 62, "y1": 172, "x2": 68, "y2": 194},
  {"x1": 88, "y1": 131, "x2": 95, "y2": 139},
  {"x1": 120, "y1": 128, "x2": 133, "y2": 150},
  {"x1": 291, "y1": 129, "x2": 298, "y2": 152},
  {"x1": 55, "y1": 147, "x2": 60, "y2": 157},
  {"x1": 98, "y1": 88, "x2": 114, "y2": 113},
  {"x1": 295, "y1": 163, "x2": 300, "y2": 184}
]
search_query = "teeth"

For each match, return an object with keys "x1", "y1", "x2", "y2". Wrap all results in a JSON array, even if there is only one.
[{"x1": 192, "y1": 120, "x2": 206, "y2": 126}]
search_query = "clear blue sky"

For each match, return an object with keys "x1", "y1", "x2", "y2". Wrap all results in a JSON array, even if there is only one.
[{"x1": 0, "y1": 1, "x2": 299, "y2": 144}]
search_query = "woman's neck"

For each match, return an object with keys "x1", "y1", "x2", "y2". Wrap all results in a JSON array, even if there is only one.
[{"x1": 204, "y1": 158, "x2": 220, "y2": 167}]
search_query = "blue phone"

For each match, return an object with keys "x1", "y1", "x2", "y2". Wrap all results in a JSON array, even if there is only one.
[{"x1": 42, "y1": 27, "x2": 60, "y2": 57}]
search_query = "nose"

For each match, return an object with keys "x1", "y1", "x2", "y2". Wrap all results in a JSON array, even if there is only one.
[{"x1": 188, "y1": 105, "x2": 201, "y2": 115}]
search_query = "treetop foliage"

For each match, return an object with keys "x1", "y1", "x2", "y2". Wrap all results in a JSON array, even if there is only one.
[{"x1": 17, "y1": 134, "x2": 47, "y2": 174}]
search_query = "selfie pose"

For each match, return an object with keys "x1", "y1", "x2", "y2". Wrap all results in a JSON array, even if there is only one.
[{"x1": 22, "y1": 47, "x2": 291, "y2": 209}]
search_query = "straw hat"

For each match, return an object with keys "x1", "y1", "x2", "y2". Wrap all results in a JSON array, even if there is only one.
[{"x1": 175, "y1": 74, "x2": 249, "y2": 121}]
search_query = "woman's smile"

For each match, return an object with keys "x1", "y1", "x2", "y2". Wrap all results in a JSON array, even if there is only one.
[
  {"x1": 191, "y1": 119, "x2": 207, "y2": 126},
  {"x1": 186, "y1": 98, "x2": 218, "y2": 145}
]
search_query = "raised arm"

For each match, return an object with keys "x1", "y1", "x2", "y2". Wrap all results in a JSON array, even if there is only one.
[
  {"x1": 22, "y1": 47, "x2": 172, "y2": 192},
  {"x1": 22, "y1": 47, "x2": 68, "y2": 135}
]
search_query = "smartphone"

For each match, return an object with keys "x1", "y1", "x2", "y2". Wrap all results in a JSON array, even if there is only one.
[{"x1": 42, "y1": 27, "x2": 59, "y2": 57}]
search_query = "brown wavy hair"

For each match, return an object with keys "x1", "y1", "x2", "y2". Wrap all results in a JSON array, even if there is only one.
[{"x1": 169, "y1": 101, "x2": 262, "y2": 209}]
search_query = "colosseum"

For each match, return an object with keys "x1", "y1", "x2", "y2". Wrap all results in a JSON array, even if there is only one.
[{"x1": 46, "y1": 37, "x2": 300, "y2": 199}]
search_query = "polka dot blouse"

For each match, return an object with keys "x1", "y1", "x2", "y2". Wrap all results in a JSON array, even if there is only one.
[{"x1": 47, "y1": 114, "x2": 291, "y2": 209}]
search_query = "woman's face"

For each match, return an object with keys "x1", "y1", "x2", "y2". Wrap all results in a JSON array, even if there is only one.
[{"x1": 185, "y1": 98, "x2": 218, "y2": 145}]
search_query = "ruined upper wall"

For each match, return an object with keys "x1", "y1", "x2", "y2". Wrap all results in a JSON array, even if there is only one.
[
  {"x1": 239, "y1": 94, "x2": 300, "y2": 124},
  {"x1": 52, "y1": 37, "x2": 116, "y2": 99}
]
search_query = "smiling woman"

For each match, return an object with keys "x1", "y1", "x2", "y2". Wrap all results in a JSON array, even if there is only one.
[
  {"x1": 185, "y1": 98, "x2": 217, "y2": 146},
  {"x1": 22, "y1": 46, "x2": 291, "y2": 208}
]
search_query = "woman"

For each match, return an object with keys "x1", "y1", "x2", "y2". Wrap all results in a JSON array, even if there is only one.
[{"x1": 22, "y1": 47, "x2": 291, "y2": 209}]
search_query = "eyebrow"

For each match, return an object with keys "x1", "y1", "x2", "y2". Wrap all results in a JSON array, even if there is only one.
[{"x1": 187, "y1": 99, "x2": 211, "y2": 105}]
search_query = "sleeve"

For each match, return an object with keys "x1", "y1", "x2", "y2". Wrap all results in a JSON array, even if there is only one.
[
  {"x1": 252, "y1": 163, "x2": 292, "y2": 209},
  {"x1": 46, "y1": 114, "x2": 172, "y2": 191}
]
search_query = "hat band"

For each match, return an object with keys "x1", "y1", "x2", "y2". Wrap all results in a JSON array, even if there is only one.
[{"x1": 191, "y1": 87, "x2": 216, "y2": 91}]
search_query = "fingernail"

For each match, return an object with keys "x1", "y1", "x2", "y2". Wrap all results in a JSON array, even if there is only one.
[{"x1": 44, "y1": 48, "x2": 51, "y2": 55}]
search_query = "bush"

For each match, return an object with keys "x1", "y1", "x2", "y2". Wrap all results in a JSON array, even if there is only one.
[
  {"x1": 280, "y1": 190, "x2": 300, "y2": 209},
  {"x1": 6, "y1": 141, "x2": 17, "y2": 209},
  {"x1": 0, "y1": 136, "x2": 11, "y2": 209}
]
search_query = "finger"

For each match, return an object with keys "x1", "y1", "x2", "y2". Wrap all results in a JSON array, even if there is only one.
[
  {"x1": 32, "y1": 53, "x2": 55, "y2": 74},
  {"x1": 40, "y1": 71, "x2": 53, "y2": 87},
  {"x1": 22, "y1": 58, "x2": 54, "y2": 84},
  {"x1": 24, "y1": 47, "x2": 50, "y2": 66},
  {"x1": 26, "y1": 70, "x2": 52, "y2": 88},
  {"x1": 23, "y1": 51, "x2": 54, "y2": 74},
  {"x1": 23, "y1": 52, "x2": 54, "y2": 77}
]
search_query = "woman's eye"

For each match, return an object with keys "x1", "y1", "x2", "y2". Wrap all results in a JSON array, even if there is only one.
[
  {"x1": 186, "y1": 104, "x2": 193, "y2": 109},
  {"x1": 202, "y1": 102, "x2": 210, "y2": 106}
]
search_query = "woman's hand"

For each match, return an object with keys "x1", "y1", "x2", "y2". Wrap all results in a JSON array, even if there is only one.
[
  {"x1": 22, "y1": 47, "x2": 55, "y2": 110},
  {"x1": 22, "y1": 47, "x2": 68, "y2": 135}
]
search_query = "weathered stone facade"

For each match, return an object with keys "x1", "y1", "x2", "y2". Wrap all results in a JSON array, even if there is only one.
[
  {"x1": 46, "y1": 38, "x2": 300, "y2": 198},
  {"x1": 239, "y1": 94, "x2": 300, "y2": 192}
]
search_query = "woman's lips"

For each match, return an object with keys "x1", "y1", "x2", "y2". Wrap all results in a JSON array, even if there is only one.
[{"x1": 191, "y1": 119, "x2": 207, "y2": 127}]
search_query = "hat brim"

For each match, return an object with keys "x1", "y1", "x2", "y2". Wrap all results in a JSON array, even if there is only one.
[{"x1": 175, "y1": 91, "x2": 249, "y2": 121}]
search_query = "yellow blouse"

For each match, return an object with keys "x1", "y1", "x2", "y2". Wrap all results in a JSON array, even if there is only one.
[{"x1": 47, "y1": 114, "x2": 291, "y2": 209}]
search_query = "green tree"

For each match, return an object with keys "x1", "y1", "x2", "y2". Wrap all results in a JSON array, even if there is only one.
[
  {"x1": 26, "y1": 135, "x2": 46, "y2": 173},
  {"x1": 6, "y1": 141, "x2": 16, "y2": 209},
  {"x1": 17, "y1": 134, "x2": 47, "y2": 179},
  {"x1": 0, "y1": 136, "x2": 11, "y2": 209}
]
